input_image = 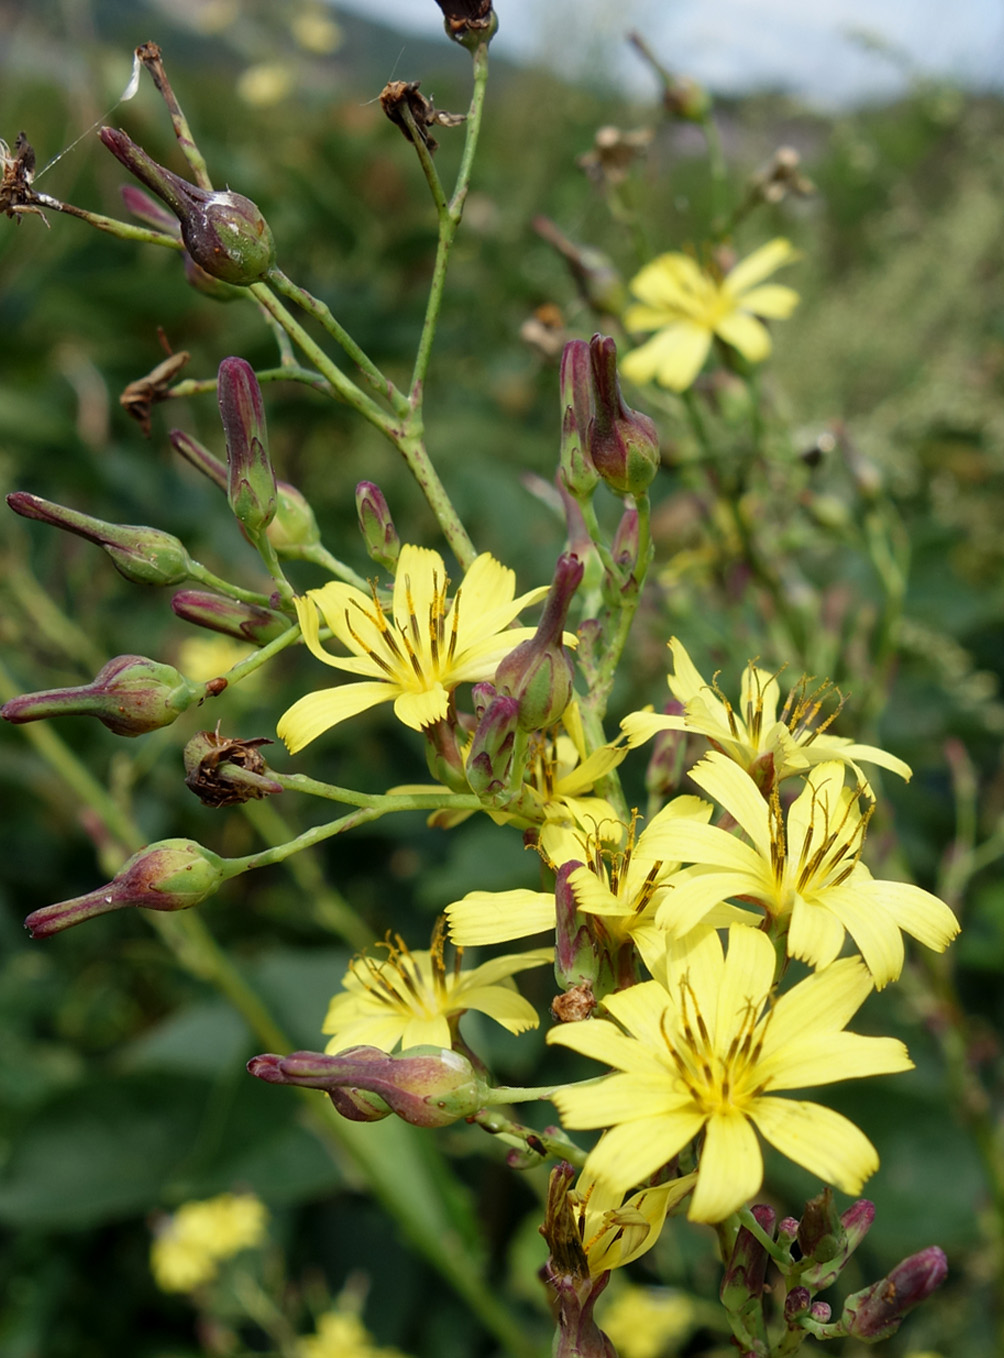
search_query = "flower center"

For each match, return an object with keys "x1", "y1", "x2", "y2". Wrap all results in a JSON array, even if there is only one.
[
  {"x1": 344, "y1": 570, "x2": 461, "y2": 692},
  {"x1": 662, "y1": 977, "x2": 768, "y2": 1116}
]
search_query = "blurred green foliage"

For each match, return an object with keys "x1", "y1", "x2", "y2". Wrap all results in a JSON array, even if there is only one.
[{"x1": 1, "y1": 2, "x2": 1003, "y2": 1356}]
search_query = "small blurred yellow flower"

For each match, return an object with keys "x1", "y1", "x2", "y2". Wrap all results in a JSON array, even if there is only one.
[
  {"x1": 177, "y1": 635, "x2": 256, "y2": 685},
  {"x1": 621, "y1": 239, "x2": 799, "y2": 392},
  {"x1": 598, "y1": 1286, "x2": 697, "y2": 1358},
  {"x1": 296, "y1": 1308, "x2": 408, "y2": 1358},
  {"x1": 237, "y1": 62, "x2": 296, "y2": 107},
  {"x1": 323, "y1": 927, "x2": 551, "y2": 1053},
  {"x1": 150, "y1": 1192, "x2": 268, "y2": 1293},
  {"x1": 549, "y1": 926, "x2": 913, "y2": 1223},
  {"x1": 292, "y1": 9, "x2": 343, "y2": 54},
  {"x1": 278, "y1": 545, "x2": 550, "y2": 753}
]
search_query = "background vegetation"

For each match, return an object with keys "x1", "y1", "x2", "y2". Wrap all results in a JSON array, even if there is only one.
[{"x1": 1, "y1": 2, "x2": 1002, "y2": 1355}]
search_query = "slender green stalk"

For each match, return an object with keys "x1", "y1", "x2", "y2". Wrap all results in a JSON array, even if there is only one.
[
  {"x1": 33, "y1": 194, "x2": 186, "y2": 249},
  {"x1": 187, "y1": 559, "x2": 283, "y2": 607},
  {"x1": 272, "y1": 771, "x2": 482, "y2": 814},
  {"x1": 286, "y1": 542, "x2": 370, "y2": 590},
  {"x1": 169, "y1": 365, "x2": 336, "y2": 402},
  {"x1": 138, "y1": 42, "x2": 213, "y2": 188},
  {"x1": 249, "y1": 282, "x2": 394, "y2": 434},
  {"x1": 268, "y1": 267, "x2": 409, "y2": 416},
  {"x1": 391, "y1": 430, "x2": 477, "y2": 569}
]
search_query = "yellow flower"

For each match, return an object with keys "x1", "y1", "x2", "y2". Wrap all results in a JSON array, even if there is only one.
[
  {"x1": 277, "y1": 545, "x2": 549, "y2": 753},
  {"x1": 150, "y1": 1192, "x2": 268, "y2": 1293},
  {"x1": 654, "y1": 753, "x2": 960, "y2": 987},
  {"x1": 598, "y1": 1286, "x2": 697, "y2": 1358},
  {"x1": 296, "y1": 1308, "x2": 408, "y2": 1358},
  {"x1": 621, "y1": 638, "x2": 912, "y2": 790},
  {"x1": 621, "y1": 239, "x2": 799, "y2": 392},
  {"x1": 568, "y1": 1173, "x2": 697, "y2": 1275},
  {"x1": 322, "y1": 929, "x2": 552, "y2": 1053},
  {"x1": 445, "y1": 798, "x2": 749, "y2": 953},
  {"x1": 549, "y1": 926, "x2": 913, "y2": 1223}
]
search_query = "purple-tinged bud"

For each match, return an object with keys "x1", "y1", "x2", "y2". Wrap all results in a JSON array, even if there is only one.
[
  {"x1": 218, "y1": 357, "x2": 277, "y2": 536},
  {"x1": 558, "y1": 340, "x2": 599, "y2": 500},
  {"x1": 170, "y1": 429, "x2": 228, "y2": 491},
  {"x1": 466, "y1": 694, "x2": 521, "y2": 802},
  {"x1": 432, "y1": 0, "x2": 497, "y2": 51},
  {"x1": 172, "y1": 591, "x2": 290, "y2": 645},
  {"x1": 24, "y1": 838, "x2": 226, "y2": 938},
  {"x1": 423, "y1": 717, "x2": 470, "y2": 793},
  {"x1": 552, "y1": 861, "x2": 599, "y2": 1006},
  {"x1": 587, "y1": 334, "x2": 660, "y2": 497},
  {"x1": 2, "y1": 654, "x2": 202, "y2": 737},
  {"x1": 797, "y1": 1187, "x2": 842, "y2": 1264},
  {"x1": 268, "y1": 481, "x2": 320, "y2": 553},
  {"x1": 721, "y1": 1204, "x2": 775, "y2": 1310},
  {"x1": 99, "y1": 127, "x2": 275, "y2": 285},
  {"x1": 182, "y1": 253, "x2": 248, "y2": 302},
  {"x1": 355, "y1": 481, "x2": 401, "y2": 571},
  {"x1": 470, "y1": 681, "x2": 497, "y2": 722},
  {"x1": 611, "y1": 504, "x2": 640, "y2": 572},
  {"x1": 777, "y1": 1217, "x2": 800, "y2": 1247},
  {"x1": 327, "y1": 1086, "x2": 393, "y2": 1122},
  {"x1": 120, "y1": 183, "x2": 179, "y2": 233},
  {"x1": 540, "y1": 1164, "x2": 616, "y2": 1358},
  {"x1": 842, "y1": 1247, "x2": 948, "y2": 1342},
  {"x1": 799, "y1": 1194, "x2": 874, "y2": 1292},
  {"x1": 247, "y1": 1044, "x2": 488, "y2": 1128},
  {"x1": 810, "y1": 1301, "x2": 831, "y2": 1323},
  {"x1": 495, "y1": 552, "x2": 582, "y2": 732},
  {"x1": 784, "y1": 1287, "x2": 811, "y2": 1324},
  {"x1": 7, "y1": 491, "x2": 193, "y2": 586}
]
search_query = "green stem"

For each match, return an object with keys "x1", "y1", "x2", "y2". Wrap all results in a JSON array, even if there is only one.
[
  {"x1": 272, "y1": 772, "x2": 481, "y2": 813},
  {"x1": 284, "y1": 542, "x2": 371, "y2": 590},
  {"x1": 34, "y1": 194, "x2": 186, "y2": 249},
  {"x1": 268, "y1": 267, "x2": 408, "y2": 416},
  {"x1": 393, "y1": 430, "x2": 477, "y2": 569},
  {"x1": 168, "y1": 365, "x2": 336, "y2": 402},
  {"x1": 701, "y1": 113, "x2": 731, "y2": 239},
  {"x1": 186, "y1": 559, "x2": 284, "y2": 608},
  {"x1": 249, "y1": 281, "x2": 394, "y2": 435}
]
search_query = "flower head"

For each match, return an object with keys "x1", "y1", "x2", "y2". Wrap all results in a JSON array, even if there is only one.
[
  {"x1": 549, "y1": 926, "x2": 913, "y2": 1223},
  {"x1": 297, "y1": 1305, "x2": 410, "y2": 1358},
  {"x1": 277, "y1": 546, "x2": 549, "y2": 752},
  {"x1": 150, "y1": 1192, "x2": 268, "y2": 1292},
  {"x1": 322, "y1": 927, "x2": 551, "y2": 1053},
  {"x1": 654, "y1": 753, "x2": 960, "y2": 986},
  {"x1": 621, "y1": 638, "x2": 911, "y2": 792},
  {"x1": 620, "y1": 239, "x2": 799, "y2": 392}
]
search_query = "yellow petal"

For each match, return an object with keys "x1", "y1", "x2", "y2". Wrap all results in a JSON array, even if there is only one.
[
  {"x1": 445, "y1": 889, "x2": 556, "y2": 946},
  {"x1": 860, "y1": 879, "x2": 960, "y2": 952},
  {"x1": 277, "y1": 682, "x2": 392, "y2": 752},
  {"x1": 584, "y1": 1115, "x2": 705, "y2": 1196},
  {"x1": 752, "y1": 1096, "x2": 879, "y2": 1194},
  {"x1": 811, "y1": 883, "x2": 906, "y2": 988},
  {"x1": 738, "y1": 283, "x2": 800, "y2": 318},
  {"x1": 713, "y1": 311, "x2": 772, "y2": 363},
  {"x1": 689, "y1": 1112, "x2": 762, "y2": 1222},
  {"x1": 393, "y1": 686, "x2": 450, "y2": 731},
  {"x1": 723, "y1": 238, "x2": 796, "y2": 296}
]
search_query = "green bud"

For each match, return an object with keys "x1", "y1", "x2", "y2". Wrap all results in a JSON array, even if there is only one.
[
  {"x1": 494, "y1": 552, "x2": 582, "y2": 731},
  {"x1": 268, "y1": 481, "x2": 321, "y2": 553},
  {"x1": 433, "y1": 0, "x2": 497, "y2": 50},
  {"x1": 171, "y1": 590, "x2": 290, "y2": 645},
  {"x1": 7, "y1": 491, "x2": 193, "y2": 586},
  {"x1": 587, "y1": 334, "x2": 660, "y2": 497},
  {"x1": 355, "y1": 481, "x2": 400, "y2": 571},
  {"x1": 558, "y1": 340, "x2": 599, "y2": 500},
  {"x1": 24, "y1": 839, "x2": 226, "y2": 938},
  {"x1": 2, "y1": 654, "x2": 202, "y2": 737},
  {"x1": 100, "y1": 127, "x2": 275, "y2": 285}
]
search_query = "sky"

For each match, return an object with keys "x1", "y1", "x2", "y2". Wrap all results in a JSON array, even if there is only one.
[{"x1": 333, "y1": 0, "x2": 1004, "y2": 108}]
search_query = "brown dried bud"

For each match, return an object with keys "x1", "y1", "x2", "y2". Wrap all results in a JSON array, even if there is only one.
[{"x1": 183, "y1": 728, "x2": 282, "y2": 807}]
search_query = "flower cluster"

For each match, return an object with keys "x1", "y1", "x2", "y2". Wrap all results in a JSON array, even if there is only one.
[{"x1": 150, "y1": 1192, "x2": 269, "y2": 1293}]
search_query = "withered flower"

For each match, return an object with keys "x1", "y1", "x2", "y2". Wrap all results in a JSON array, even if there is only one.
[
  {"x1": 120, "y1": 346, "x2": 190, "y2": 437},
  {"x1": 378, "y1": 81, "x2": 465, "y2": 154},
  {"x1": 183, "y1": 727, "x2": 282, "y2": 807},
  {"x1": 0, "y1": 132, "x2": 47, "y2": 225}
]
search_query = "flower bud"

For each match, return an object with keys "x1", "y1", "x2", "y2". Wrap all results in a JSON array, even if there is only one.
[
  {"x1": 355, "y1": 481, "x2": 401, "y2": 571},
  {"x1": 268, "y1": 481, "x2": 321, "y2": 553},
  {"x1": 587, "y1": 334, "x2": 660, "y2": 496},
  {"x1": 532, "y1": 217, "x2": 626, "y2": 316},
  {"x1": 842, "y1": 1247, "x2": 948, "y2": 1342},
  {"x1": 558, "y1": 340, "x2": 599, "y2": 500},
  {"x1": 466, "y1": 693, "x2": 521, "y2": 803},
  {"x1": 799, "y1": 1194, "x2": 874, "y2": 1292},
  {"x1": 247, "y1": 1044, "x2": 488, "y2": 1128},
  {"x1": 172, "y1": 590, "x2": 290, "y2": 645},
  {"x1": 170, "y1": 429, "x2": 228, "y2": 490},
  {"x1": 494, "y1": 553, "x2": 582, "y2": 732},
  {"x1": 432, "y1": 0, "x2": 497, "y2": 51},
  {"x1": 24, "y1": 838, "x2": 226, "y2": 938},
  {"x1": 2, "y1": 654, "x2": 202, "y2": 737},
  {"x1": 784, "y1": 1287, "x2": 812, "y2": 1324},
  {"x1": 120, "y1": 184, "x2": 179, "y2": 233},
  {"x1": 552, "y1": 861, "x2": 597, "y2": 1002},
  {"x1": 218, "y1": 357, "x2": 277, "y2": 536},
  {"x1": 7, "y1": 491, "x2": 193, "y2": 586},
  {"x1": 797, "y1": 1186, "x2": 842, "y2": 1263},
  {"x1": 611, "y1": 504, "x2": 640, "y2": 572},
  {"x1": 100, "y1": 127, "x2": 275, "y2": 285},
  {"x1": 327, "y1": 1086, "x2": 394, "y2": 1122},
  {"x1": 720, "y1": 1204, "x2": 775, "y2": 1311}
]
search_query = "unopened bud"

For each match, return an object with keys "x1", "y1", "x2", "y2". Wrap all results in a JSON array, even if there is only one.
[
  {"x1": 611, "y1": 504, "x2": 640, "y2": 572},
  {"x1": 432, "y1": 0, "x2": 497, "y2": 50},
  {"x1": 7, "y1": 491, "x2": 193, "y2": 586},
  {"x1": 100, "y1": 128, "x2": 275, "y2": 285},
  {"x1": 784, "y1": 1287, "x2": 812, "y2": 1324},
  {"x1": 552, "y1": 861, "x2": 598, "y2": 999},
  {"x1": 559, "y1": 340, "x2": 599, "y2": 500},
  {"x1": 494, "y1": 552, "x2": 582, "y2": 731},
  {"x1": 587, "y1": 333, "x2": 660, "y2": 496},
  {"x1": 218, "y1": 357, "x2": 277, "y2": 536},
  {"x1": 721, "y1": 1204, "x2": 775, "y2": 1310},
  {"x1": 24, "y1": 838, "x2": 226, "y2": 938},
  {"x1": 797, "y1": 1187, "x2": 842, "y2": 1263},
  {"x1": 466, "y1": 694, "x2": 521, "y2": 802},
  {"x1": 799, "y1": 1194, "x2": 874, "y2": 1292},
  {"x1": 120, "y1": 183, "x2": 179, "y2": 233},
  {"x1": 2, "y1": 654, "x2": 202, "y2": 737},
  {"x1": 356, "y1": 481, "x2": 401, "y2": 571},
  {"x1": 662, "y1": 75, "x2": 710, "y2": 122},
  {"x1": 172, "y1": 590, "x2": 290, "y2": 645},
  {"x1": 268, "y1": 481, "x2": 320, "y2": 553},
  {"x1": 247, "y1": 1044, "x2": 488, "y2": 1128},
  {"x1": 842, "y1": 1247, "x2": 948, "y2": 1342}
]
